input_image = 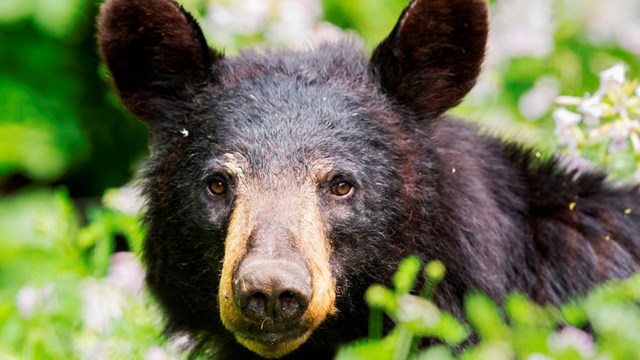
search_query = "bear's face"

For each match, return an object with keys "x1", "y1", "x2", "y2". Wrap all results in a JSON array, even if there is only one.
[
  {"x1": 158, "y1": 66, "x2": 408, "y2": 357},
  {"x1": 98, "y1": 0, "x2": 488, "y2": 357}
]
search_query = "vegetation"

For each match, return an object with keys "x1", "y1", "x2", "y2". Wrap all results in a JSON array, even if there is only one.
[{"x1": 337, "y1": 257, "x2": 640, "y2": 360}]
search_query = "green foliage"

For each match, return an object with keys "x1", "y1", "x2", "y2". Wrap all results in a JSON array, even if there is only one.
[
  {"x1": 0, "y1": 0, "x2": 148, "y2": 195},
  {"x1": 321, "y1": 0, "x2": 406, "y2": 46},
  {"x1": 339, "y1": 258, "x2": 640, "y2": 360},
  {"x1": 0, "y1": 187, "x2": 179, "y2": 359},
  {"x1": 337, "y1": 258, "x2": 469, "y2": 360}
]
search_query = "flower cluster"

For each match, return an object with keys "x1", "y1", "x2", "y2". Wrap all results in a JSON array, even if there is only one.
[{"x1": 553, "y1": 63, "x2": 640, "y2": 180}]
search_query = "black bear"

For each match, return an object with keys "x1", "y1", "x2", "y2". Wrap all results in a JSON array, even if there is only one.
[{"x1": 97, "y1": 0, "x2": 640, "y2": 358}]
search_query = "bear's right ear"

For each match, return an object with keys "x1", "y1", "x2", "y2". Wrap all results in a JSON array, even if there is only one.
[
  {"x1": 97, "y1": 0, "x2": 221, "y2": 127},
  {"x1": 370, "y1": 0, "x2": 488, "y2": 118}
]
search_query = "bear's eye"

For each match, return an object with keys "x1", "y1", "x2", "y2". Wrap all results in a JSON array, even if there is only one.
[
  {"x1": 208, "y1": 177, "x2": 227, "y2": 195},
  {"x1": 330, "y1": 181, "x2": 353, "y2": 197}
]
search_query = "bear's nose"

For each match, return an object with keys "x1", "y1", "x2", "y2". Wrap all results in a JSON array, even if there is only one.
[{"x1": 233, "y1": 259, "x2": 312, "y2": 323}]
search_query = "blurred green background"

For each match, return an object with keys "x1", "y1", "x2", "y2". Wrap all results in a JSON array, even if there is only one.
[{"x1": 0, "y1": 0, "x2": 638, "y2": 358}]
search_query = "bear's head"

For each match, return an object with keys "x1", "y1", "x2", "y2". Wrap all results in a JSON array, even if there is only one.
[{"x1": 97, "y1": 0, "x2": 487, "y2": 357}]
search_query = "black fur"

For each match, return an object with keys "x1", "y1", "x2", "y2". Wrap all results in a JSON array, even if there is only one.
[{"x1": 97, "y1": 0, "x2": 640, "y2": 358}]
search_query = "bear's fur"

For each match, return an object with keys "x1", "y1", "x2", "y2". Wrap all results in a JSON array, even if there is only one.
[{"x1": 97, "y1": 0, "x2": 640, "y2": 358}]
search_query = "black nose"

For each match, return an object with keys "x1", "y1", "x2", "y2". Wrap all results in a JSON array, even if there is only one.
[{"x1": 234, "y1": 259, "x2": 312, "y2": 322}]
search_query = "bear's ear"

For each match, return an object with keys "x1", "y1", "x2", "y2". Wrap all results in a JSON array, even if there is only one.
[
  {"x1": 370, "y1": 0, "x2": 488, "y2": 118},
  {"x1": 97, "y1": 0, "x2": 222, "y2": 126}
]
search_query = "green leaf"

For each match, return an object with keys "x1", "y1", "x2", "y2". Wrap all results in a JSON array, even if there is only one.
[
  {"x1": 410, "y1": 345, "x2": 456, "y2": 360},
  {"x1": 465, "y1": 293, "x2": 510, "y2": 342},
  {"x1": 393, "y1": 256, "x2": 422, "y2": 295},
  {"x1": 335, "y1": 333, "x2": 398, "y2": 360},
  {"x1": 365, "y1": 284, "x2": 397, "y2": 314}
]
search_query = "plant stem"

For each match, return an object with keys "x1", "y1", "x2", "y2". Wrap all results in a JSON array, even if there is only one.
[
  {"x1": 369, "y1": 308, "x2": 383, "y2": 340},
  {"x1": 392, "y1": 326, "x2": 413, "y2": 360}
]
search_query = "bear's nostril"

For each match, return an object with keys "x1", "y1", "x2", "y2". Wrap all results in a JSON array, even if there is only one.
[
  {"x1": 236, "y1": 284, "x2": 310, "y2": 321},
  {"x1": 243, "y1": 292, "x2": 269, "y2": 318},
  {"x1": 276, "y1": 290, "x2": 308, "y2": 319}
]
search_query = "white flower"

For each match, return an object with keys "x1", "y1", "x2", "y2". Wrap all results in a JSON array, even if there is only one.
[
  {"x1": 635, "y1": 84, "x2": 640, "y2": 97},
  {"x1": 618, "y1": 22, "x2": 640, "y2": 54},
  {"x1": 82, "y1": 279, "x2": 127, "y2": 333},
  {"x1": 606, "y1": 120, "x2": 640, "y2": 153},
  {"x1": 608, "y1": 129, "x2": 629, "y2": 153},
  {"x1": 396, "y1": 294, "x2": 440, "y2": 327},
  {"x1": 555, "y1": 127, "x2": 581, "y2": 150},
  {"x1": 518, "y1": 76, "x2": 559, "y2": 120},
  {"x1": 597, "y1": 63, "x2": 627, "y2": 95},
  {"x1": 103, "y1": 186, "x2": 144, "y2": 215},
  {"x1": 553, "y1": 108, "x2": 582, "y2": 128},
  {"x1": 167, "y1": 333, "x2": 195, "y2": 353},
  {"x1": 204, "y1": 0, "x2": 324, "y2": 47},
  {"x1": 16, "y1": 287, "x2": 39, "y2": 318},
  {"x1": 555, "y1": 96, "x2": 583, "y2": 106},
  {"x1": 578, "y1": 95, "x2": 605, "y2": 126},
  {"x1": 146, "y1": 347, "x2": 170, "y2": 360},
  {"x1": 107, "y1": 252, "x2": 145, "y2": 296},
  {"x1": 585, "y1": 0, "x2": 640, "y2": 53},
  {"x1": 548, "y1": 326, "x2": 594, "y2": 357},
  {"x1": 553, "y1": 109, "x2": 583, "y2": 150},
  {"x1": 16, "y1": 284, "x2": 54, "y2": 318},
  {"x1": 265, "y1": 0, "x2": 322, "y2": 46},
  {"x1": 488, "y1": 0, "x2": 554, "y2": 64}
]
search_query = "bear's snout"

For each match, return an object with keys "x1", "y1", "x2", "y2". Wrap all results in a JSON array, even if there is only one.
[{"x1": 234, "y1": 259, "x2": 312, "y2": 324}]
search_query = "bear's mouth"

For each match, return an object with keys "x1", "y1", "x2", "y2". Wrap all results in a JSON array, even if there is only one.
[
  {"x1": 234, "y1": 327, "x2": 313, "y2": 358},
  {"x1": 236, "y1": 327, "x2": 308, "y2": 345}
]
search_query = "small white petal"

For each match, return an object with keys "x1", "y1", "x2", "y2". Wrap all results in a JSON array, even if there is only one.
[
  {"x1": 599, "y1": 63, "x2": 627, "y2": 86},
  {"x1": 107, "y1": 252, "x2": 145, "y2": 296},
  {"x1": 578, "y1": 95, "x2": 605, "y2": 126},
  {"x1": 146, "y1": 347, "x2": 169, "y2": 360},
  {"x1": 82, "y1": 279, "x2": 127, "y2": 333},
  {"x1": 555, "y1": 128, "x2": 579, "y2": 150},
  {"x1": 16, "y1": 287, "x2": 38, "y2": 318},
  {"x1": 548, "y1": 326, "x2": 594, "y2": 357},
  {"x1": 518, "y1": 76, "x2": 559, "y2": 119},
  {"x1": 168, "y1": 333, "x2": 195, "y2": 353},
  {"x1": 103, "y1": 186, "x2": 144, "y2": 215},
  {"x1": 608, "y1": 122, "x2": 630, "y2": 153},
  {"x1": 555, "y1": 96, "x2": 583, "y2": 106},
  {"x1": 553, "y1": 108, "x2": 582, "y2": 128},
  {"x1": 180, "y1": 128, "x2": 189, "y2": 137},
  {"x1": 16, "y1": 284, "x2": 54, "y2": 318},
  {"x1": 630, "y1": 132, "x2": 640, "y2": 153}
]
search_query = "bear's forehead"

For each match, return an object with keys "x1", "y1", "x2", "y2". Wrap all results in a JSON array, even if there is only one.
[
  {"x1": 191, "y1": 78, "x2": 386, "y2": 178},
  {"x1": 187, "y1": 43, "x2": 395, "y2": 175},
  {"x1": 204, "y1": 72, "x2": 375, "y2": 152},
  {"x1": 201, "y1": 90, "x2": 368, "y2": 176}
]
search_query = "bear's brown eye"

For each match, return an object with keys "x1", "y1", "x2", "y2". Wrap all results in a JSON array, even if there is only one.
[
  {"x1": 208, "y1": 178, "x2": 226, "y2": 195},
  {"x1": 331, "y1": 181, "x2": 353, "y2": 197}
]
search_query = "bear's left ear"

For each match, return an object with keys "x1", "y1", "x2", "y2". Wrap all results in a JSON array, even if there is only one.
[
  {"x1": 370, "y1": 0, "x2": 488, "y2": 118},
  {"x1": 97, "y1": 0, "x2": 222, "y2": 127}
]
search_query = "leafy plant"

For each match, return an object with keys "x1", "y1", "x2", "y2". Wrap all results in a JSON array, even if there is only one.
[
  {"x1": 0, "y1": 188, "x2": 181, "y2": 359},
  {"x1": 338, "y1": 257, "x2": 640, "y2": 360}
]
